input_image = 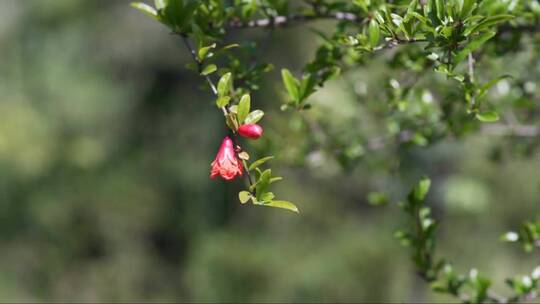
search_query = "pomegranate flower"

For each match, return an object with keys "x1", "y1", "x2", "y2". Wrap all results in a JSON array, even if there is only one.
[
  {"x1": 210, "y1": 136, "x2": 243, "y2": 180},
  {"x1": 238, "y1": 124, "x2": 264, "y2": 139}
]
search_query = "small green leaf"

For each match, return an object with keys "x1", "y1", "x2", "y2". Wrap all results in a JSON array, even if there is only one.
[
  {"x1": 198, "y1": 44, "x2": 216, "y2": 61},
  {"x1": 477, "y1": 75, "x2": 512, "y2": 99},
  {"x1": 249, "y1": 156, "x2": 274, "y2": 171},
  {"x1": 216, "y1": 96, "x2": 231, "y2": 108},
  {"x1": 281, "y1": 69, "x2": 300, "y2": 103},
  {"x1": 476, "y1": 111, "x2": 500, "y2": 122},
  {"x1": 299, "y1": 75, "x2": 316, "y2": 102},
  {"x1": 244, "y1": 110, "x2": 264, "y2": 124},
  {"x1": 225, "y1": 113, "x2": 239, "y2": 131},
  {"x1": 237, "y1": 94, "x2": 251, "y2": 124},
  {"x1": 407, "y1": 0, "x2": 418, "y2": 15},
  {"x1": 368, "y1": 192, "x2": 388, "y2": 206},
  {"x1": 131, "y1": 2, "x2": 158, "y2": 18},
  {"x1": 464, "y1": 14, "x2": 514, "y2": 36},
  {"x1": 435, "y1": 0, "x2": 444, "y2": 21},
  {"x1": 460, "y1": 0, "x2": 476, "y2": 19},
  {"x1": 454, "y1": 31, "x2": 496, "y2": 65},
  {"x1": 222, "y1": 43, "x2": 240, "y2": 50},
  {"x1": 413, "y1": 177, "x2": 431, "y2": 202},
  {"x1": 260, "y1": 192, "x2": 275, "y2": 202},
  {"x1": 368, "y1": 19, "x2": 380, "y2": 47},
  {"x1": 217, "y1": 72, "x2": 232, "y2": 97},
  {"x1": 262, "y1": 200, "x2": 299, "y2": 213},
  {"x1": 270, "y1": 177, "x2": 283, "y2": 183},
  {"x1": 239, "y1": 191, "x2": 251, "y2": 204},
  {"x1": 154, "y1": 0, "x2": 166, "y2": 10},
  {"x1": 255, "y1": 169, "x2": 272, "y2": 201},
  {"x1": 201, "y1": 64, "x2": 217, "y2": 76}
]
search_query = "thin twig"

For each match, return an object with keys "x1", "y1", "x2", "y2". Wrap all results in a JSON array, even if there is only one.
[
  {"x1": 226, "y1": 11, "x2": 360, "y2": 29},
  {"x1": 481, "y1": 123, "x2": 539, "y2": 137},
  {"x1": 373, "y1": 38, "x2": 427, "y2": 51},
  {"x1": 468, "y1": 53, "x2": 475, "y2": 83}
]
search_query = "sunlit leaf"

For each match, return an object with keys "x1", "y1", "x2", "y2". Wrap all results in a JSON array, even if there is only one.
[
  {"x1": 281, "y1": 69, "x2": 300, "y2": 103},
  {"x1": 476, "y1": 111, "x2": 500, "y2": 122},
  {"x1": 237, "y1": 94, "x2": 251, "y2": 124},
  {"x1": 261, "y1": 200, "x2": 299, "y2": 213},
  {"x1": 201, "y1": 64, "x2": 217, "y2": 76},
  {"x1": 217, "y1": 72, "x2": 232, "y2": 97},
  {"x1": 131, "y1": 2, "x2": 158, "y2": 18},
  {"x1": 244, "y1": 110, "x2": 264, "y2": 124},
  {"x1": 249, "y1": 156, "x2": 274, "y2": 171},
  {"x1": 238, "y1": 191, "x2": 251, "y2": 204},
  {"x1": 216, "y1": 96, "x2": 231, "y2": 108}
]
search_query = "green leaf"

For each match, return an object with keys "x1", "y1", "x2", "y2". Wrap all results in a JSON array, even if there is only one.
[
  {"x1": 476, "y1": 111, "x2": 500, "y2": 122},
  {"x1": 299, "y1": 75, "x2": 316, "y2": 101},
  {"x1": 464, "y1": 14, "x2": 514, "y2": 36},
  {"x1": 261, "y1": 200, "x2": 299, "y2": 213},
  {"x1": 239, "y1": 191, "x2": 251, "y2": 204},
  {"x1": 407, "y1": 0, "x2": 419, "y2": 15},
  {"x1": 237, "y1": 94, "x2": 251, "y2": 124},
  {"x1": 454, "y1": 31, "x2": 496, "y2": 65},
  {"x1": 255, "y1": 169, "x2": 271, "y2": 201},
  {"x1": 222, "y1": 43, "x2": 240, "y2": 50},
  {"x1": 260, "y1": 192, "x2": 275, "y2": 202},
  {"x1": 154, "y1": 0, "x2": 166, "y2": 10},
  {"x1": 217, "y1": 72, "x2": 232, "y2": 97},
  {"x1": 460, "y1": 0, "x2": 476, "y2": 19},
  {"x1": 244, "y1": 110, "x2": 264, "y2": 124},
  {"x1": 216, "y1": 96, "x2": 231, "y2": 108},
  {"x1": 368, "y1": 19, "x2": 380, "y2": 47},
  {"x1": 413, "y1": 177, "x2": 431, "y2": 202},
  {"x1": 435, "y1": 0, "x2": 444, "y2": 21},
  {"x1": 281, "y1": 69, "x2": 300, "y2": 103},
  {"x1": 249, "y1": 156, "x2": 274, "y2": 171},
  {"x1": 270, "y1": 177, "x2": 283, "y2": 183},
  {"x1": 477, "y1": 75, "x2": 512, "y2": 99},
  {"x1": 225, "y1": 113, "x2": 239, "y2": 130},
  {"x1": 368, "y1": 192, "x2": 388, "y2": 206},
  {"x1": 198, "y1": 44, "x2": 216, "y2": 61},
  {"x1": 201, "y1": 64, "x2": 217, "y2": 76},
  {"x1": 410, "y1": 12, "x2": 428, "y2": 25},
  {"x1": 131, "y1": 2, "x2": 158, "y2": 18}
]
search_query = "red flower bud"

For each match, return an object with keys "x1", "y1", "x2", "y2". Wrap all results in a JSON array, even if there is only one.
[
  {"x1": 238, "y1": 124, "x2": 264, "y2": 139},
  {"x1": 210, "y1": 136, "x2": 243, "y2": 181}
]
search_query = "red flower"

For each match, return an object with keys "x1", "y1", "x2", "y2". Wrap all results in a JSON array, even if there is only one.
[
  {"x1": 210, "y1": 136, "x2": 243, "y2": 180},
  {"x1": 238, "y1": 124, "x2": 264, "y2": 139}
]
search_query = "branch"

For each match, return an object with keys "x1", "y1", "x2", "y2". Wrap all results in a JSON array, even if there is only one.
[
  {"x1": 363, "y1": 122, "x2": 538, "y2": 153},
  {"x1": 179, "y1": 34, "x2": 220, "y2": 101},
  {"x1": 497, "y1": 23, "x2": 540, "y2": 37},
  {"x1": 481, "y1": 123, "x2": 539, "y2": 138},
  {"x1": 226, "y1": 11, "x2": 360, "y2": 29},
  {"x1": 372, "y1": 38, "x2": 427, "y2": 51}
]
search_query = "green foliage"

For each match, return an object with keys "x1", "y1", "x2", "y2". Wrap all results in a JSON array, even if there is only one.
[
  {"x1": 217, "y1": 72, "x2": 232, "y2": 98},
  {"x1": 395, "y1": 177, "x2": 540, "y2": 303},
  {"x1": 237, "y1": 94, "x2": 251, "y2": 124},
  {"x1": 502, "y1": 221, "x2": 540, "y2": 252},
  {"x1": 130, "y1": 0, "x2": 540, "y2": 300}
]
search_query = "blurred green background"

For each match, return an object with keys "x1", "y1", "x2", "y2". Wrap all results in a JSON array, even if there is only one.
[{"x1": 1, "y1": 0, "x2": 539, "y2": 302}]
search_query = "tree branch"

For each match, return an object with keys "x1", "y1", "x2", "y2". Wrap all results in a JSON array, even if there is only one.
[
  {"x1": 481, "y1": 123, "x2": 539, "y2": 138},
  {"x1": 364, "y1": 123, "x2": 538, "y2": 153},
  {"x1": 226, "y1": 11, "x2": 360, "y2": 29}
]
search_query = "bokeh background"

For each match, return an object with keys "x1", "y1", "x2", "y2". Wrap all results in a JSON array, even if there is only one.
[{"x1": 1, "y1": 0, "x2": 539, "y2": 302}]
